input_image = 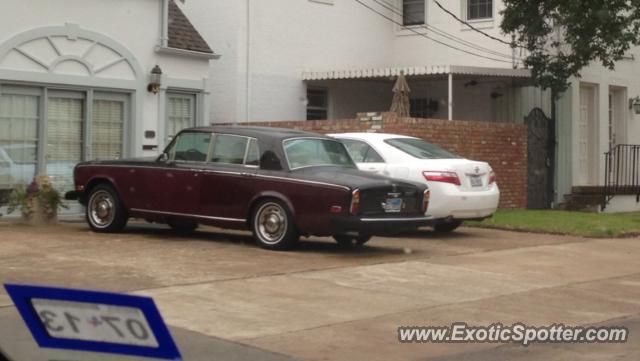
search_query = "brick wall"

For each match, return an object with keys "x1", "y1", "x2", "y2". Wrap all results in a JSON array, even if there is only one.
[{"x1": 232, "y1": 112, "x2": 527, "y2": 208}]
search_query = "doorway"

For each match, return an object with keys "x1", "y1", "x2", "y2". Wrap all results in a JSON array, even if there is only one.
[
  {"x1": 608, "y1": 87, "x2": 627, "y2": 150},
  {"x1": 577, "y1": 85, "x2": 599, "y2": 186}
]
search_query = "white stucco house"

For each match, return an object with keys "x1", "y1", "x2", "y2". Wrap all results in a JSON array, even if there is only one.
[
  {"x1": 178, "y1": 0, "x2": 640, "y2": 212},
  {"x1": 0, "y1": 0, "x2": 216, "y2": 211}
]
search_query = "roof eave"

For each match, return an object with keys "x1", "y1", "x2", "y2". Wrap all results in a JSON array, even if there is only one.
[{"x1": 156, "y1": 46, "x2": 220, "y2": 60}]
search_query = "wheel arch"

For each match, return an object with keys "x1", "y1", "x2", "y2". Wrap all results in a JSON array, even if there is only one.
[
  {"x1": 84, "y1": 176, "x2": 126, "y2": 207},
  {"x1": 247, "y1": 191, "x2": 297, "y2": 228}
]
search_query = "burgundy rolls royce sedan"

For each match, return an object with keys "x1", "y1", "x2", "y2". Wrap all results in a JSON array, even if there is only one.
[{"x1": 66, "y1": 126, "x2": 430, "y2": 250}]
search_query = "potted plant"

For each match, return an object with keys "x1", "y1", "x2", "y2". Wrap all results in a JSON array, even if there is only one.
[{"x1": 6, "y1": 174, "x2": 67, "y2": 224}]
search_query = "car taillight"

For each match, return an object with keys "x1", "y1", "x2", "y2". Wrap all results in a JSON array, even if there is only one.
[
  {"x1": 489, "y1": 170, "x2": 497, "y2": 184},
  {"x1": 350, "y1": 189, "x2": 360, "y2": 215},
  {"x1": 421, "y1": 189, "x2": 430, "y2": 213},
  {"x1": 422, "y1": 171, "x2": 461, "y2": 186}
]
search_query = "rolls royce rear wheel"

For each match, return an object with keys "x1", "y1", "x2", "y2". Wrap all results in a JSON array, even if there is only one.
[
  {"x1": 251, "y1": 199, "x2": 299, "y2": 250},
  {"x1": 86, "y1": 184, "x2": 128, "y2": 233},
  {"x1": 333, "y1": 234, "x2": 372, "y2": 247}
]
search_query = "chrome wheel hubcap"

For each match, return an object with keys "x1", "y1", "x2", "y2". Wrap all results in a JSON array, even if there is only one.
[
  {"x1": 89, "y1": 190, "x2": 115, "y2": 228},
  {"x1": 256, "y1": 203, "x2": 287, "y2": 244}
]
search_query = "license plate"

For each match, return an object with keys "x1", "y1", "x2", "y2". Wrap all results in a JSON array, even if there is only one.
[
  {"x1": 383, "y1": 197, "x2": 403, "y2": 213},
  {"x1": 469, "y1": 175, "x2": 483, "y2": 187}
]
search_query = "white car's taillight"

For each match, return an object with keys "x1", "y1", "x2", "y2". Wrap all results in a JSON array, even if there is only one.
[
  {"x1": 421, "y1": 189, "x2": 430, "y2": 213},
  {"x1": 489, "y1": 170, "x2": 497, "y2": 184},
  {"x1": 422, "y1": 171, "x2": 461, "y2": 186},
  {"x1": 350, "y1": 189, "x2": 360, "y2": 215}
]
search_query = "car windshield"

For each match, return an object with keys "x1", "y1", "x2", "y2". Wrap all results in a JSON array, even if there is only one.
[
  {"x1": 385, "y1": 138, "x2": 461, "y2": 159},
  {"x1": 283, "y1": 138, "x2": 356, "y2": 170}
]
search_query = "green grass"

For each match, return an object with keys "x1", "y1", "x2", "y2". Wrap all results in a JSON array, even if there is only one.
[{"x1": 465, "y1": 209, "x2": 640, "y2": 238}]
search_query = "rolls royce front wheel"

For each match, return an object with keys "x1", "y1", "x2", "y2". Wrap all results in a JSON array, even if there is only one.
[
  {"x1": 86, "y1": 184, "x2": 128, "y2": 233},
  {"x1": 251, "y1": 199, "x2": 299, "y2": 250}
]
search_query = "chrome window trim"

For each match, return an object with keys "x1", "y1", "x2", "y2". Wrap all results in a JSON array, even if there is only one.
[
  {"x1": 75, "y1": 164, "x2": 350, "y2": 190},
  {"x1": 282, "y1": 137, "x2": 356, "y2": 171},
  {"x1": 166, "y1": 130, "x2": 213, "y2": 164},
  {"x1": 209, "y1": 133, "x2": 260, "y2": 168}
]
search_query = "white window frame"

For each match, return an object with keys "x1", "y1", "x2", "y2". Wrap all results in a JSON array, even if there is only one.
[
  {"x1": 463, "y1": 0, "x2": 494, "y2": 22},
  {"x1": 402, "y1": 0, "x2": 426, "y2": 26},
  {"x1": 166, "y1": 91, "x2": 197, "y2": 143},
  {"x1": 0, "y1": 83, "x2": 132, "y2": 173}
]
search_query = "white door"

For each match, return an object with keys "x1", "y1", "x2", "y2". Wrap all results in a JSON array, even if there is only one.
[
  {"x1": 46, "y1": 92, "x2": 84, "y2": 198},
  {"x1": 608, "y1": 88, "x2": 627, "y2": 149},
  {"x1": 577, "y1": 86, "x2": 598, "y2": 185},
  {"x1": 46, "y1": 91, "x2": 84, "y2": 214}
]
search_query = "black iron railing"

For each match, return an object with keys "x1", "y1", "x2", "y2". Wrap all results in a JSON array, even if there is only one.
[{"x1": 603, "y1": 144, "x2": 640, "y2": 210}]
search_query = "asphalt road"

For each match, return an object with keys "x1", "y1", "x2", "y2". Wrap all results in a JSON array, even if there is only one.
[{"x1": 0, "y1": 221, "x2": 638, "y2": 360}]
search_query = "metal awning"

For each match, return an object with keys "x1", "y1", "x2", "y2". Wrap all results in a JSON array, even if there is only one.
[{"x1": 302, "y1": 65, "x2": 531, "y2": 81}]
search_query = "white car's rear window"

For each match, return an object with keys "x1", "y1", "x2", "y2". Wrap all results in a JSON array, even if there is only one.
[{"x1": 385, "y1": 138, "x2": 461, "y2": 159}]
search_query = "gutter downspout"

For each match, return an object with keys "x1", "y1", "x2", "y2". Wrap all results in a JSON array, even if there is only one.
[
  {"x1": 161, "y1": 0, "x2": 169, "y2": 47},
  {"x1": 245, "y1": 0, "x2": 252, "y2": 124},
  {"x1": 448, "y1": 72, "x2": 453, "y2": 121}
]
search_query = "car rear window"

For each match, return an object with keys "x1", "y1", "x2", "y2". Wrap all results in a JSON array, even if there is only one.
[
  {"x1": 384, "y1": 138, "x2": 461, "y2": 159},
  {"x1": 283, "y1": 138, "x2": 356, "y2": 170}
]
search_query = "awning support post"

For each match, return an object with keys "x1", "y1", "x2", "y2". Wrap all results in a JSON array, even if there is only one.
[{"x1": 448, "y1": 72, "x2": 453, "y2": 121}]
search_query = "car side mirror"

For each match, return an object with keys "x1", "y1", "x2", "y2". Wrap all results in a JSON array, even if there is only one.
[{"x1": 157, "y1": 152, "x2": 169, "y2": 163}]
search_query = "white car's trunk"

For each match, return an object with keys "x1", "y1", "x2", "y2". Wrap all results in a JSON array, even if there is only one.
[{"x1": 417, "y1": 158, "x2": 493, "y2": 192}]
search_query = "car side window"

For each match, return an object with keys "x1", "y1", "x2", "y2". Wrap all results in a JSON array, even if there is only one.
[
  {"x1": 341, "y1": 139, "x2": 384, "y2": 163},
  {"x1": 169, "y1": 132, "x2": 211, "y2": 162},
  {"x1": 211, "y1": 134, "x2": 249, "y2": 165},
  {"x1": 245, "y1": 139, "x2": 260, "y2": 166}
]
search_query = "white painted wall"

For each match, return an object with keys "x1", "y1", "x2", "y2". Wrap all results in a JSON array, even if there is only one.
[
  {"x1": 0, "y1": 0, "x2": 211, "y2": 156},
  {"x1": 179, "y1": 0, "x2": 530, "y2": 124}
]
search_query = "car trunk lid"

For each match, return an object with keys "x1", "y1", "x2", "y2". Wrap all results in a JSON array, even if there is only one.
[{"x1": 420, "y1": 159, "x2": 494, "y2": 192}]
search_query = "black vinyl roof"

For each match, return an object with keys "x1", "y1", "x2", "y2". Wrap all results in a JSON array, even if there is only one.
[{"x1": 189, "y1": 126, "x2": 333, "y2": 141}]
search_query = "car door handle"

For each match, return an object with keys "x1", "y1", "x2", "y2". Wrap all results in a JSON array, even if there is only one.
[{"x1": 241, "y1": 172, "x2": 256, "y2": 178}]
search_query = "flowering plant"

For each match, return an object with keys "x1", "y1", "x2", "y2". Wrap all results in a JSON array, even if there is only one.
[{"x1": 7, "y1": 174, "x2": 67, "y2": 223}]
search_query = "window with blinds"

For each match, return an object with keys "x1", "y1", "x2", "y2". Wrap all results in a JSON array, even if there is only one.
[
  {"x1": 0, "y1": 93, "x2": 39, "y2": 190},
  {"x1": 92, "y1": 99, "x2": 124, "y2": 160},
  {"x1": 167, "y1": 93, "x2": 196, "y2": 141},
  {"x1": 47, "y1": 97, "x2": 83, "y2": 162},
  {"x1": 403, "y1": 0, "x2": 425, "y2": 26}
]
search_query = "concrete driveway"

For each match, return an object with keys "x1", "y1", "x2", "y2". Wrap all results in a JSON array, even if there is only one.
[{"x1": 0, "y1": 221, "x2": 638, "y2": 360}]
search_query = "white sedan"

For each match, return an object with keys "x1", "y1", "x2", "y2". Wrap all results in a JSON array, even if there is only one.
[{"x1": 330, "y1": 133, "x2": 500, "y2": 232}]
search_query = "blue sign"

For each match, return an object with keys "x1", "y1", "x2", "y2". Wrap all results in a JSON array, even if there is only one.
[{"x1": 5, "y1": 284, "x2": 181, "y2": 360}]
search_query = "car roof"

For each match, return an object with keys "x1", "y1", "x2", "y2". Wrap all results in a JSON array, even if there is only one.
[
  {"x1": 189, "y1": 125, "x2": 333, "y2": 141},
  {"x1": 329, "y1": 132, "x2": 417, "y2": 141}
]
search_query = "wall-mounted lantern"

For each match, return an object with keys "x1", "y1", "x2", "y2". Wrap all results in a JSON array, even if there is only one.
[
  {"x1": 629, "y1": 96, "x2": 640, "y2": 114},
  {"x1": 147, "y1": 65, "x2": 163, "y2": 94}
]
